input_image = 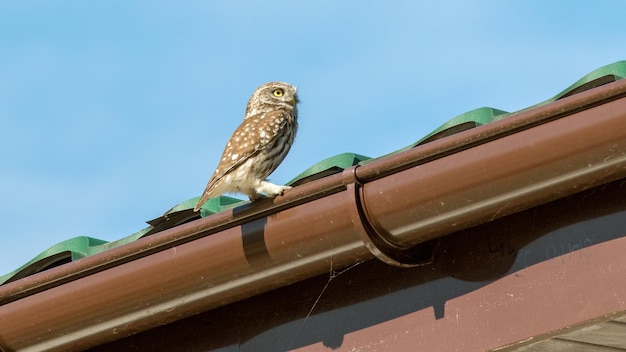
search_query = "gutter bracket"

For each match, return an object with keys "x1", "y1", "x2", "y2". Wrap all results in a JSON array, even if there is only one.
[{"x1": 342, "y1": 166, "x2": 437, "y2": 268}]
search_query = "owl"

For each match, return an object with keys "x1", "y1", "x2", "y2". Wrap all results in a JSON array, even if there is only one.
[{"x1": 193, "y1": 82, "x2": 299, "y2": 212}]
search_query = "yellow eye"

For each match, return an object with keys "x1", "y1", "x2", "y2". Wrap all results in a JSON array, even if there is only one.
[{"x1": 272, "y1": 88, "x2": 284, "y2": 97}]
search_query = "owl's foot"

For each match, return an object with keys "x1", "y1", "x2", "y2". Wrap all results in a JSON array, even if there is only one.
[{"x1": 250, "y1": 181, "x2": 292, "y2": 201}]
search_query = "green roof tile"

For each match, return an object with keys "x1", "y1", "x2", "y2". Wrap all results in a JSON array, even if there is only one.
[
  {"x1": 0, "y1": 228, "x2": 150, "y2": 285},
  {"x1": 289, "y1": 152, "x2": 371, "y2": 186},
  {"x1": 415, "y1": 107, "x2": 510, "y2": 147}
]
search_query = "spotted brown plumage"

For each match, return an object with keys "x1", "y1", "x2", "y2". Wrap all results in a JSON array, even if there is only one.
[{"x1": 193, "y1": 82, "x2": 299, "y2": 212}]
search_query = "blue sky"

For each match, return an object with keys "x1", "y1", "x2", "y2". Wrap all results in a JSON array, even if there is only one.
[{"x1": 1, "y1": 1, "x2": 624, "y2": 276}]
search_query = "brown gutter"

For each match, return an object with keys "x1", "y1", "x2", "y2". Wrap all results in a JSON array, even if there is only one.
[
  {"x1": 356, "y1": 79, "x2": 626, "y2": 264},
  {"x1": 1, "y1": 79, "x2": 626, "y2": 352}
]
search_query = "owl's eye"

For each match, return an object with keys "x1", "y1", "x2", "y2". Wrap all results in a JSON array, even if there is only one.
[{"x1": 272, "y1": 88, "x2": 284, "y2": 97}]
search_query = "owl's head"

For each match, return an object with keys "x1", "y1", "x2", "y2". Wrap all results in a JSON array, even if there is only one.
[{"x1": 245, "y1": 82, "x2": 298, "y2": 117}]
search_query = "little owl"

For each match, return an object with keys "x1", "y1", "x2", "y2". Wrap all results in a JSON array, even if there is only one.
[{"x1": 193, "y1": 82, "x2": 299, "y2": 212}]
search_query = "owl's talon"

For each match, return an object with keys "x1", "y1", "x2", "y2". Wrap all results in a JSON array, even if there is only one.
[{"x1": 253, "y1": 181, "x2": 291, "y2": 199}]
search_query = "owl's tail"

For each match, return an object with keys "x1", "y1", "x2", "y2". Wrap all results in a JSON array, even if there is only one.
[
  {"x1": 193, "y1": 196, "x2": 208, "y2": 212},
  {"x1": 193, "y1": 181, "x2": 216, "y2": 212}
]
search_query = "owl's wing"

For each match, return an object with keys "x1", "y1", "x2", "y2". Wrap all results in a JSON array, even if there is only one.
[
  {"x1": 194, "y1": 136, "x2": 262, "y2": 211},
  {"x1": 201, "y1": 110, "x2": 289, "y2": 195}
]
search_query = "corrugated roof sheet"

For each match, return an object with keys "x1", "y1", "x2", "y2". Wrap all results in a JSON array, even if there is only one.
[{"x1": 2, "y1": 60, "x2": 625, "y2": 285}]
